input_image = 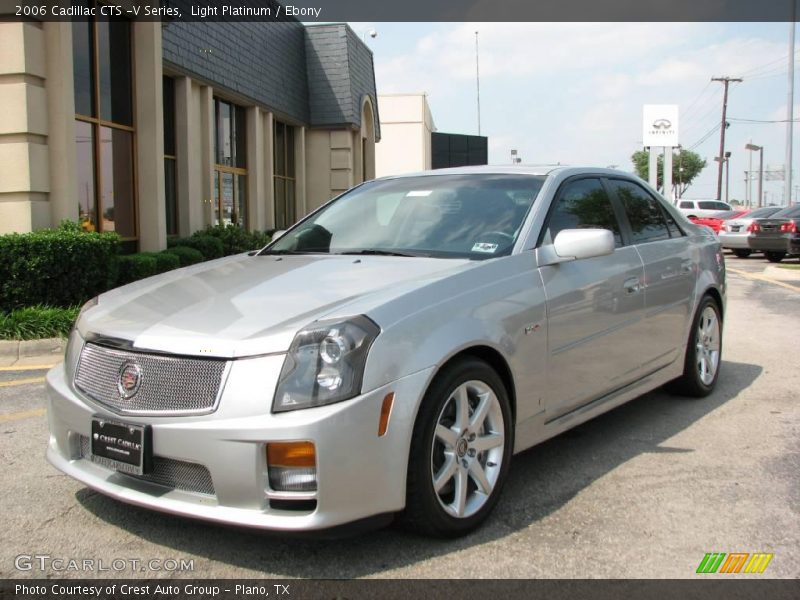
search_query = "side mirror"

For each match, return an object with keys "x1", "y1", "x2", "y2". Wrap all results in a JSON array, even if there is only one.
[
  {"x1": 271, "y1": 230, "x2": 286, "y2": 241},
  {"x1": 538, "y1": 228, "x2": 615, "y2": 266}
]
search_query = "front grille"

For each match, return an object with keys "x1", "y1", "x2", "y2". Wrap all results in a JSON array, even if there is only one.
[
  {"x1": 74, "y1": 342, "x2": 227, "y2": 415},
  {"x1": 79, "y1": 436, "x2": 215, "y2": 496}
]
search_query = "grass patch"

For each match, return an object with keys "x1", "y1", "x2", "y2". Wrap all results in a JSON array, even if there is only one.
[
  {"x1": 776, "y1": 264, "x2": 800, "y2": 270},
  {"x1": 0, "y1": 305, "x2": 79, "y2": 340}
]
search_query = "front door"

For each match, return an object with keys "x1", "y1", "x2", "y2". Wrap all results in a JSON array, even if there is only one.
[{"x1": 538, "y1": 177, "x2": 646, "y2": 421}]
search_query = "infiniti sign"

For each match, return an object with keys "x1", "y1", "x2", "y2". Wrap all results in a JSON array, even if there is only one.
[{"x1": 643, "y1": 104, "x2": 679, "y2": 147}]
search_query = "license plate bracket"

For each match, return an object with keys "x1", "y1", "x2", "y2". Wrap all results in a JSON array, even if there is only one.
[{"x1": 90, "y1": 418, "x2": 152, "y2": 475}]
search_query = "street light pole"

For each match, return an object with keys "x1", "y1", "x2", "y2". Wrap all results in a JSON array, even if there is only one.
[
  {"x1": 746, "y1": 143, "x2": 764, "y2": 208},
  {"x1": 724, "y1": 151, "x2": 731, "y2": 204}
]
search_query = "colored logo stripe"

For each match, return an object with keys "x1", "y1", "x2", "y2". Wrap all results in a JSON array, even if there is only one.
[{"x1": 697, "y1": 552, "x2": 773, "y2": 574}]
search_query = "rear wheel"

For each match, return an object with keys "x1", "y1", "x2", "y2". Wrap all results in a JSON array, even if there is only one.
[
  {"x1": 401, "y1": 358, "x2": 513, "y2": 537},
  {"x1": 732, "y1": 249, "x2": 751, "y2": 258},
  {"x1": 666, "y1": 295, "x2": 722, "y2": 397},
  {"x1": 766, "y1": 251, "x2": 786, "y2": 263}
]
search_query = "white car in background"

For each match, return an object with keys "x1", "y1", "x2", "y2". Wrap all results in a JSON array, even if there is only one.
[
  {"x1": 717, "y1": 206, "x2": 783, "y2": 258},
  {"x1": 677, "y1": 199, "x2": 733, "y2": 219}
]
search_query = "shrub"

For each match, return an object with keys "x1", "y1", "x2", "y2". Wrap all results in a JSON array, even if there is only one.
[
  {"x1": 162, "y1": 246, "x2": 204, "y2": 266},
  {"x1": 168, "y1": 235, "x2": 224, "y2": 260},
  {"x1": 0, "y1": 227, "x2": 119, "y2": 312},
  {"x1": 193, "y1": 224, "x2": 271, "y2": 255},
  {"x1": 116, "y1": 252, "x2": 181, "y2": 286},
  {"x1": 0, "y1": 305, "x2": 80, "y2": 340}
]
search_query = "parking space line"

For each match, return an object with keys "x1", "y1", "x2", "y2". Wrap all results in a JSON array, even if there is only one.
[
  {"x1": 0, "y1": 377, "x2": 45, "y2": 388},
  {"x1": 0, "y1": 364, "x2": 58, "y2": 372},
  {"x1": 0, "y1": 408, "x2": 46, "y2": 423},
  {"x1": 727, "y1": 268, "x2": 800, "y2": 293}
]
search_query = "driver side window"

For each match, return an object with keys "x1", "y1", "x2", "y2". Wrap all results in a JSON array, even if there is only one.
[{"x1": 543, "y1": 178, "x2": 623, "y2": 248}]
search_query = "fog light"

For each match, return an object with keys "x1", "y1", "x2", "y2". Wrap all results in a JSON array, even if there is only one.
[{"x1": 267, "y1": 442, "x2": 317, "y2": 492}]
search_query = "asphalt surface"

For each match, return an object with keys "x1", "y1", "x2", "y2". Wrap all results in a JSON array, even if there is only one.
[{"x1": 1, "y1": 252, "x2": 798, "y2": 579}]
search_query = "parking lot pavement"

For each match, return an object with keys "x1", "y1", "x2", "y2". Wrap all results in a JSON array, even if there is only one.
[{"x1": 1, "y1": 259, "x2": 797, "y2": 580}]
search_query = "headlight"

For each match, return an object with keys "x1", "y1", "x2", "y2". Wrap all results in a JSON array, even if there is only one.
[{"x1": 273, "y1": 316, "x2": 380, "y2": 412}]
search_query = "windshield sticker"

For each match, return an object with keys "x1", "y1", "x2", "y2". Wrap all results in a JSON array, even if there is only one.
[
  {"x1": 472, "y1": 242, "x2": 499, "y2": 253},
  {"x1": 406, "y1": 190, "x2": 433, "y2": 197}
]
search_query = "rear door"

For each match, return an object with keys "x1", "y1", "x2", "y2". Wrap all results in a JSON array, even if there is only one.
[
  {"x1": 538, "y1": 176, "x2": 646, "y2": 420},
  {"x1": 610, "y1": 179, "x2": 694, "y2": 371}
]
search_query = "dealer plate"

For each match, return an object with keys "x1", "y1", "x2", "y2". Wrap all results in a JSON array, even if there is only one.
[{"x1": 90, "y1": 418, "x2": 152, "y2": 475}]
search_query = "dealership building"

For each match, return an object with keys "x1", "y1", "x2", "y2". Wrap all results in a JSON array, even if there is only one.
[{"x1": 0, "y1": 4, "x2": 379, "y2": 251}]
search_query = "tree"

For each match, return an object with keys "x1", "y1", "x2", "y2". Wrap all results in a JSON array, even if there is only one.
[{"x1": 631, "y1": 149, "x2": 707, "y2": 198}]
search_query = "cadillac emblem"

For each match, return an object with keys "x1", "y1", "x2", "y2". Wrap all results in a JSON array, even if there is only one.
[{"x1": 117, "y1": 361, "x2": 142, "y2": 399}]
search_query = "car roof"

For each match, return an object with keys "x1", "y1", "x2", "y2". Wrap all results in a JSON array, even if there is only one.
[{"x1": 373, "y1": 165, "x2": 640, "y2": 181}]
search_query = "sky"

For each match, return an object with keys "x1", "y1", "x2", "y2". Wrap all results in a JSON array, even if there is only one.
[{"x1": 353, "y1": 22, "x2": 799, "y2": 205}]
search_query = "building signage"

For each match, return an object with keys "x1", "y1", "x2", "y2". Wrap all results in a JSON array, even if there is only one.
[{"x1": 643, "y1": 104, "x2": 679, "y2": 147}]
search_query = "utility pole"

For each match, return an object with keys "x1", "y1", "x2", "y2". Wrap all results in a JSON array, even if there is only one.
[
  {"x1": 785, "y1": 8, "x2": 796, "y2": 207},
  {"x1": 711, "y1": 76, "x2": 742, "y2": 201},
  {"x1": 475, "y1": 31, "x2": 481, "y2": 136}
]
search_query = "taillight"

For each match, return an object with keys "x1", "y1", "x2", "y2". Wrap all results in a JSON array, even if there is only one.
[
  {"x1": 780, "y1": 220, "x2": 798, "y2": 233},
  {"x1": 748, "y1": 222, "x2": 759, "y2": 232}
]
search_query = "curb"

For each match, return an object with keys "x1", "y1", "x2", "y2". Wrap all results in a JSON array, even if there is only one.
[{"x1": 0, "y1": 337, "x2": 65, "y2": 361}]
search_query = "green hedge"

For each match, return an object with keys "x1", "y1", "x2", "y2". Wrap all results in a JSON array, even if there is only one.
[
  {"x1": 193, "y1": 225, "x2": 271, "y2": 255},
  {"x1": 0, "y1": 305, "x2": 79, "y2": 340},
  {"x1": 162, "y1": 245, "x2": 204, "y2": 266},
  {"x1": 168, "y1": 235, "x2": 224, "y2": 260},
  {"x1": 0, "y1": 225, "x2": 119, "y2": 312},
  {"x1": 116, "y1": 252, "x2": 181, "y2": 286}
]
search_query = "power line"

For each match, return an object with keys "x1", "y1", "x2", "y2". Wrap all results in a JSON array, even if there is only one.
[
  {"x1": 687, "y1": 122, "x2": 722, "y2": 151},
  {"x1": 728, "y1": 117, "x2": 800, "y2": 123}
]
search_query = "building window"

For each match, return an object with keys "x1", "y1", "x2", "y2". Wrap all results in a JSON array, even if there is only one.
[
  {"x1": 213, "y1": 98, "x2": 247, "y2": 227},
  {"x1": 274, "y1": 121, "x2": 295, "y2": 229},
  {"x1": 72, "y1": 12, "x2": 136, "y2": 237},
  {"x1": 163, "y1": 76, "x2": 177, "y2": 236}
]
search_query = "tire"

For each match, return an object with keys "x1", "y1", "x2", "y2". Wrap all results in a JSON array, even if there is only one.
[
  {"x1": 732, "y1": 249, "x2": 751, "y2": 258},
  {"x1": 665, "y1": 295, "x2": 722, "y2": 397},
  {"x1": 765, "y1": 251, "x2": 786, "y2": 263},
  {"x1": 400, "y1": 358, "x2": 513, "y2": 537}
]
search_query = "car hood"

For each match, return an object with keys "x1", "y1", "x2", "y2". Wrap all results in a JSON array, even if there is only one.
[{"x1": 79, "y1": 254, "x2": 475, "y2": 357}]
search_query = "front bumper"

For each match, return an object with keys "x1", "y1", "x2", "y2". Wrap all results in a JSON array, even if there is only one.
[{"x1": 46, "y1": 356, "x2": 433, "y2": 532}]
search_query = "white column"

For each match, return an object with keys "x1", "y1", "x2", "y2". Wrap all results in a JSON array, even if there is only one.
[
  {"x1": 133, "y1": 22, "x2": 165, "y2": 251},
  {"x1": 200, "y1": 85, "x2": 214, "y2": 227},
  {"x1": 663, "y1": 147, "x2": 673, "y2": 202},
  {"x1": 175, "y1": 77, "x2": 203, "y2": 235},
  {"x1": 648, "y1": 147, "x2": 659, "y2": 191},
  {"x1": 295, "y1": 126, "x2": 307, "y2": 217},
  {"x1": 245, "y1": 106, "x2": 263, "y2": 230},
  {"x1": 263, "y1": 111, "x2": 275, "y2": 229},
  {"x1": 44, "y1": 22, "x2": 77, "y2": 227}
]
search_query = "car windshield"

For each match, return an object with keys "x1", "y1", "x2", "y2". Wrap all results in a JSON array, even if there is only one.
[
  {"x1": 716, "y1": 210, "x2": 741, "y2": 219},
  {"x1": 264, "y1": 174, "x2": 545, "y2": 259}
]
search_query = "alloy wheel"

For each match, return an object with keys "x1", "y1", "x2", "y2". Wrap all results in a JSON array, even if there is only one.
[
  {"x1": 695, "y1": 305, "x2": 721, "y2": 386},
  {"x1": 430, "y1": 380, "x2": 505, "y2": 519}
]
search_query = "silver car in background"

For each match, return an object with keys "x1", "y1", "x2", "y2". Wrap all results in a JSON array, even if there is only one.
[
  {"x1": 718, "y1": 206, "x2": 783, "y2": 258},
  {"x1": 46, "y1": 166, "x2": 725, "y2": 537}
]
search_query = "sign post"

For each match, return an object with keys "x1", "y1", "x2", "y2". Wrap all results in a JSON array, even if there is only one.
[{"x1": 643, "y1": 105, "x2": 679, "y2": 202}]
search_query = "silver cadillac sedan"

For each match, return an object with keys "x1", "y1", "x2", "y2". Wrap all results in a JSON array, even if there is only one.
[{"x1": 46, "y1": 166, "x2": 725, "y2": 537}]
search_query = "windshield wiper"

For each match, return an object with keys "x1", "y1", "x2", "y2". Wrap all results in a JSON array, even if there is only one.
[
  {"x1": 336, "y1": 249, "x2": 426, "y2": 258},
  {"x1": 258, "y1": 249, "x2": 328, "y2": 255}
]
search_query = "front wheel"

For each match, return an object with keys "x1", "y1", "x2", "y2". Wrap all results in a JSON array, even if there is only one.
[
  {"x1": 765, "y1": 251, "x2": 786, "y2": 263},
  {"x1": 400, "y1": 358, "x2": 513, "y2": 537},
  {"x1": 665, "y1": 295, "x2": 722, "y2": 397},
  {"x1": 732, "y1": 249, "x2": 751, "y2": 258}
]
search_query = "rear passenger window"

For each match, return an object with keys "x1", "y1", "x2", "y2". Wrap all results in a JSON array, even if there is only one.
[
  {"x1": 679, "y1": 201, "x2": 693, "y2": 209},
  {"x1": 543, "y1": 178, "x2": 622, "y2": 247},
  {"x1": 613, "y1": 180, "x2": 670, "y2": 244}
]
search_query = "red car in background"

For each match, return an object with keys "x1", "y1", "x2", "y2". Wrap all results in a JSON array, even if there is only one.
[{"x1": 688, "y1": 209, "x2": 750, "y2": 234}]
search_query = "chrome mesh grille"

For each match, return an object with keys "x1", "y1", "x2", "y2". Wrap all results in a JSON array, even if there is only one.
[
  {"x1": 74, "y1": 343, "x2": 227, "y2": 415},
  {"x1": 79, "y1": 436, "x2": 215, "y2": 496}
]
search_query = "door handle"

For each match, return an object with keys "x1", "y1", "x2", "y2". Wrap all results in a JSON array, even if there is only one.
[
  {"x1": 680, "y1": 260, "x2": 693, "y2": 274},
  {"x1": 623, "y1": 277, "x2": 641, "y2": 294}
]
